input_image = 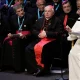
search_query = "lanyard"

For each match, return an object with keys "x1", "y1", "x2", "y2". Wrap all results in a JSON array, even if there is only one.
[
  {"x1": 6, "y1": 0, "x2": 13, "y2": 7},
  {"x1": 6, "y1": 0, "x2": 8, "y2": 5},
  {"x1": 24, "y1": 0, "x2": 27, "y2": 4},
  {"x1": 53, "y1": 3, "x2": 60, "y2": 11},
  {"x1": 18, "y1": 16, "x2": 24, "y2": 31},
  {"x1": 55, "y1": 4, "x2": 60, "y2": 11},
  {"x1": 38, "y1": 9, "x2": 44, "y2": 19}
]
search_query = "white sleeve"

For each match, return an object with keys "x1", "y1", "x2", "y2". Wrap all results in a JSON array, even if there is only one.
[
  {"x1": 67, "y1": 34, "x2": 77, "y2": 41},
  {"x1": 67, "y1": 18, "x2": 80, "y2": 41}
]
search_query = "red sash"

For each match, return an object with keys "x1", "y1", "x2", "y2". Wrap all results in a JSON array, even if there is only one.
[
  {"x1": 63, "y1": 15, "x2": 68, "y2": 29},
  {"x1": 34, "y1": 38, "x2": 55, "y2": 68},
  {"x1": 4, "y1": 37, "x2": 12, "y2": 46},
  {"x1": 16, "y1": 31, "x2": 30, "y2": 35},
  {"x1": 4, "y1": 31, "x2": 30, "y2": 46}
]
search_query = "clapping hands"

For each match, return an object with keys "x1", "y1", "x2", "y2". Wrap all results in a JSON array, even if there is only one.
[
  {"x1": 38, "y1": 30, "x2": 47, "y2": 38},
  {"x1": 65, "y1": 25, "x2": 72, "y2": 33}
]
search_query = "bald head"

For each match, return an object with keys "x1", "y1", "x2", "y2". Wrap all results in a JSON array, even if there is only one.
[
  {"x1": 44, "y1": 5, "x2": 55, "y2": 20},
  {"x1": 36, "y1": 0, "x2": 46, "y2": 11},
  {"x1": 36, "y1": 0, "x2": 45, "y2": 4}
]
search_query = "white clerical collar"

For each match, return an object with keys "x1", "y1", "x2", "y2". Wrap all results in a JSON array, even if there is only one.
[
  {"x1": 78, "y1": 17, "x2": 80, "y2": 20},
  {"x1": 46, "y1": 18, "x2": 49, "y2": 20}
]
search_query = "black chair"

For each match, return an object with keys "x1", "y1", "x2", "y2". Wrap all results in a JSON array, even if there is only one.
[{"x1": 51, "y1": 36, "x2": 69, "y2": 80}]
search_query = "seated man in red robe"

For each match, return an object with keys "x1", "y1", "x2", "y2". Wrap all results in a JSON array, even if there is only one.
[{"x1": 25, "y1": 5, "x2": 63, "y2": 76}]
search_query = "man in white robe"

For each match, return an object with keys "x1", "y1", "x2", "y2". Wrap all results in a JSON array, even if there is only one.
[{"x1": 67, "y1": 17, "x2": 80, "y2": 80}]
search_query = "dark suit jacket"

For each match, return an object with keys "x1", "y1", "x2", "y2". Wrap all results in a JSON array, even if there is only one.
[
  {"x1": 25, "y1": 15, "x2": 63, "y2": 65},
  {"x1": 32, "y1": 16, "x2": 63, "y2": 39},
  {"x1": 59, "y1": 12, "x2": 78, "y2": 37},
  {"x1": 59, "y1": 12, "x2": 78, "y2": 28},
  {"x1": 10, "y1": 13, "x2": 35, "y2": 34}
]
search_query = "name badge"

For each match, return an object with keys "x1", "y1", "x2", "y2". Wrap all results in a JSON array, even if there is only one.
[
  {"x1": 49, "y1": 23, "x2": 51, "y2": 25},
  {"x1": 24, "y1": 25, "x2": 26, "y2": 27}
]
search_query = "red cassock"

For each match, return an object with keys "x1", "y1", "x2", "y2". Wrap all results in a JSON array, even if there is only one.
[
  {"x1": 34, "y1": 37, "x2": 56, "y2": 68},
  {"x1": 4, "y1": 31, "x2": 30, "y2": 46}
]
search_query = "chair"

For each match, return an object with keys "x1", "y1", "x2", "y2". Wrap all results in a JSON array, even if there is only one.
[
  {"x1": 51, "y1": 36, "x2": 69, "y2": 80},
  {"x1": 54, "y1": 40, "x2": 74, "y2": 80},
  {"x1": 54, "y1": 58, "x2": 68, "y2": 80}
]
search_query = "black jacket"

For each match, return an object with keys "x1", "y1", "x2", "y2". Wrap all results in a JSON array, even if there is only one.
[
  {"x1": 10, "y1": 13, "x2": 35, "y2": 34},
  {"x1": 32, "y1": 16, "x2": 63, "y2": 39}
]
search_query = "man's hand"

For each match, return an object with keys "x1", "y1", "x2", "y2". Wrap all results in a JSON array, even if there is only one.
[
  {"x1": 8, "y1": 33, "x2": 12, "y2": 38},
  {"x1": 18, "y1": 33, "x2": 26, "y2": 39},
  {"x1": 66, "y1": 25, "x2": 72, "y2": 32},
  {"x1": 76, "y1": 9, "x2": 80, "y2": 16},
  {"x1": 18, "y1": 32, "x2": 23, "y2": 37},
  {"x1": 38, "y1": 30, "x2": 47, "y2": 38}
]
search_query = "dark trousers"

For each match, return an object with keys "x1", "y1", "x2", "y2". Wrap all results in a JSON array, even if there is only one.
[
  {"x1": 25, "y1": 39, "x2": 58, "y2": 73},
  {"x1": 52, "y1": 36, "x2": 71, "y2": 69},
  {"x1": 25, "y1": 40, "x2": 39, "y2": 73},
  {"x1": 1, "y1": 37, "x2": 29, "y2": 72}
]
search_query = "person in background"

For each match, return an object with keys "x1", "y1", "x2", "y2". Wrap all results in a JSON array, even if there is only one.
[
  {"x1": 8, "y1": 0, "x2": 25, "y2": 18},
  {"x1": 0, "y1": 0, "x2": 12, "y2": 67},
  {"x1": 69, "y1": 0, "x2": 77, "y2": 12},
  {"x1": 32, "y1": 0, "x2": 46, "y2": 21},
  {"x1": 0, "y1": 0, "x2": 14, "y2": 15},
  {"x1": 47, "y1": 0, "x2": 62, "y2": 17},
  {"x1": 76, "y1": 0, "x2": 80, "y2": 17},
  {"x1": 25, "y1": 5, "x2": 63, "y2": 76},
  {"x1": 58, "y1": 0, "x2": 78, "y2": 68}
]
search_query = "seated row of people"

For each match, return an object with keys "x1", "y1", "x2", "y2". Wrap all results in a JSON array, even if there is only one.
[
  {"x1": 0, "y1": 4, "x2": 63, "y2": 76},
  {"x1": 0, "y1": 0, "x2": 80, "y2": 77}
]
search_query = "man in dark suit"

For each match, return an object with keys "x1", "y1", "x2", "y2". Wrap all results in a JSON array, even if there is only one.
[
  {"x1": 25, "y1": 5, "x2": 63, "y2": 76},
  {"x1": 59, "y1": 1, "x2": 78, "y2": 68},
  {"x1": 1, "y1": 4, "x2": 35, "y2": 72},
  {"x1": 26, "y1": 0, "x2": 46, "y2": 22}
]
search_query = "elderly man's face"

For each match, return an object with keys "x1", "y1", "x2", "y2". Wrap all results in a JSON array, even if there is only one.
[
  {"x1": 62, "y1": 2, "x2": 71, "y2": 14},
  {"x1": 44, "y1": 6, "x2": 54, "y2": 20},
  {"x1": 16, "y1": 7, "x2": 24, "y2": 17}
]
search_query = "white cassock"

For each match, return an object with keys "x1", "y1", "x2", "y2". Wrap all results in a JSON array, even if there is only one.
[{"x1": 67, "y1": 17, "x2": 80, "y2": 80}]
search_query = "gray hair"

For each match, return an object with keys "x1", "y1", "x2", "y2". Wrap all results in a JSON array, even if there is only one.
[
  {"x1": 44, "y1": 5, "x2": 54, "y2": 12},
  {"x1": 13, "y1": 4, "x2": 24, "y2": 12}
]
